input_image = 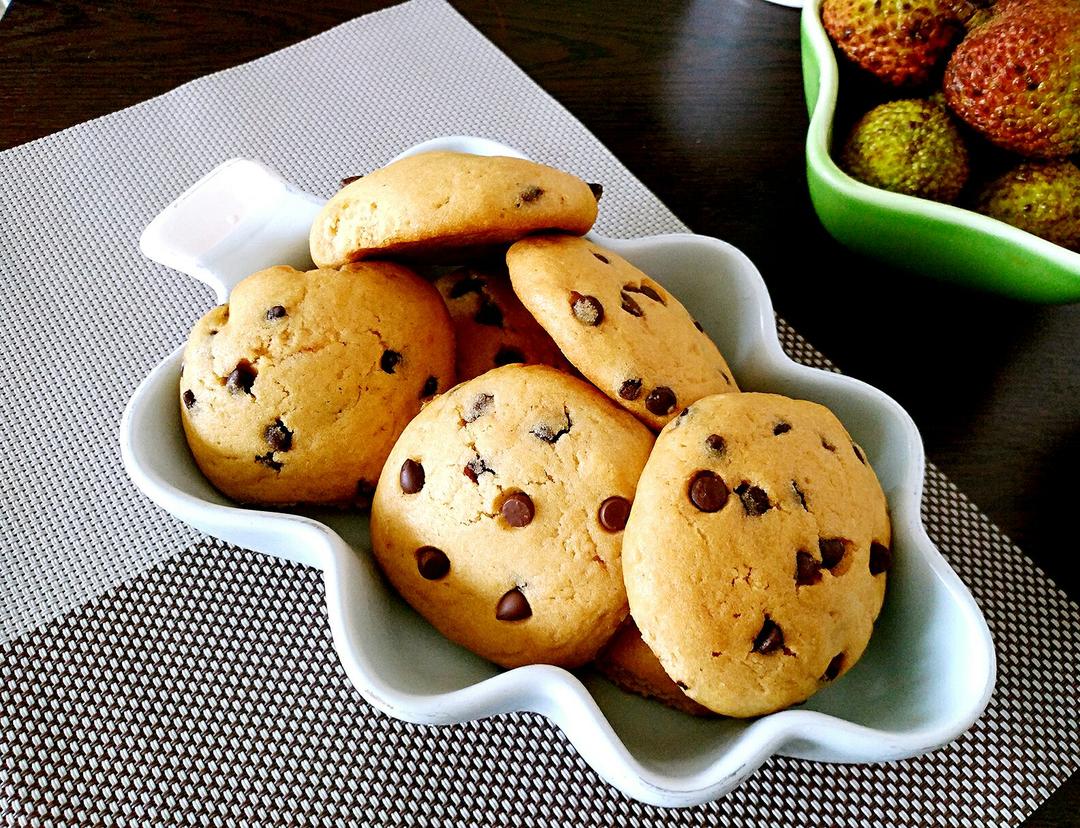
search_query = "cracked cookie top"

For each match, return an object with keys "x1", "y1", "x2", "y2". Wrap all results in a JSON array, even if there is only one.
[
  {"x1": 622, "y1": 392, "x2": 892, "y2": 717},
  {"x1": 308, "y1": 151, "x2": 601, "y2": 268},
  {"x1": 369, "y1": 364, "x2": 655, "y2": 669},
  {"x1": 179, "y1": 263, "x2": 455, "y2": 506},
  {"x1": 506, "y1": 235, "x2": 738, "y2": 431}
]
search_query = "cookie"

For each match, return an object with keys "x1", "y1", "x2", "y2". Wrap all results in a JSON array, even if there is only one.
[
  {"x1": 435, "y1": 265, "x2": 572, "y2": 382},
  {"x1": 180, "y1": 263, "x2": 455, "y2": 506},
  {"x1": 596, "y1": 620, "x2": 713, "y2": 717},
  {"x1": 506, "y1": 235, "x2": 737, "y2": 431},
  {"x1": 309, "y1": 152, "x2": 601, "y2": 268},
  {"x1": 369, "y1": 364, "x2": 654, "y2": 669},
  {"x1": 622, "y1": 393, "x2": 892, "y2": 717}
]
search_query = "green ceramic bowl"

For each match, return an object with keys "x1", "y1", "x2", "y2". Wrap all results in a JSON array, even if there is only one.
[{"x1": 801, "y1": 0, "x2": 1080, "y2": 303}]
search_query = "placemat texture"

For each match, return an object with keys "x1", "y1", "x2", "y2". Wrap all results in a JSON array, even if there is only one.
[{"x1": 1, "y1": 1, "x2": 1076, "y2": 824}]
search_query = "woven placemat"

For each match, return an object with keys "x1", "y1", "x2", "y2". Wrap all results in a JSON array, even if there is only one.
[{"x1": 1, "y1": 1, "x2": 1077, "y2": 824}]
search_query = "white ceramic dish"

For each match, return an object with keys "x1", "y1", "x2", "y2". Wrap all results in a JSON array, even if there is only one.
[{"x1": 121, "y1": 136, "x2": 995, "y2": 807}]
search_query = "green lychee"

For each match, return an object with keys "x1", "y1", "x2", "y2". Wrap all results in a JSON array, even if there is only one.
[
  {"x1": 840, "y1": 98, "x2": 970, "y2": 202},
  {"x1": 975, "y1": 160, "x2": 1080, "y2": 251}
]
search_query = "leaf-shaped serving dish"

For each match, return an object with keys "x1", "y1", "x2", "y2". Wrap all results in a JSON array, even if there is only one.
[{"x1": 121, "y1": 136, "x2": 994, "y2": 806}]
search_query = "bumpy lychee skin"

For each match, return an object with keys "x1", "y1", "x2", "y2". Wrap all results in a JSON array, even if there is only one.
[
  {"x1": 975, "y1": 161, "x2": 1080, "y2": 251},
  {"x1": 841, "y1": 99, "x2": 970, "y2": 202},
  {"x1": 944, "y1": 2, "x2": 1080, "y2": 158},
  {"x1": 823, "y1": 0, "x2": 971, "y2": 87}
]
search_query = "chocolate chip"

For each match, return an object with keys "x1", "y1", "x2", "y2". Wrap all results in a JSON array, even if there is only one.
[
  {"x1": 494, "y1": 346, "x2": 525, "y2": 366},
  {"x1": 226, "y1": 361, "x2": 256, "y2": 395},
  {"x1": 853, "y1": 443, "x2": 866, "y2": 465},
  {"x1": 819, "y1": 538, "x2": 847, "y2": 570},
  {"x1": 182, "y1": 390, "x2": 196, "y2": 409},
  {"x1": 463, "y1": 456, "x2": 494, "y2": 483},
  {"x1": 693, "y1": 319, "x2": 704, "y2": 332},
  {"x1": 265, "y1": 305, "x2": 287, "y2": 321},
  {"x1": 773, "y1": 422, "x2": 792, "y2": 435},
  {"x1": 637, "y1": 284, "x2": 663, "y2": 303},
  {"x1": 501, "y1": 492, "x2": 535, "y2": 527},
  {"x1": 623, "y1": 283, "x2": 664, "y2": 304},
  {"x1": 531, "y1": 408, "x2": 572, "y2": 443},
  {"x1": 598, "y1": 496, "x2": 631, "y2": 531},
  {"x1": 678, "y1": 407, "x2": 691, "y2": 419},
  {"x1": 752, "y1": 617, "x2": 784, "y2": 655},
  {"x1": 340, "y1": 174, "x2": 363, "y2": 187},
  {"x1": 792, "y1": 480, "x2": 808, "y2": 510},
  {"x1": 474, "y1": 298, "x2": 503, "y2": 327},
  {"x1": 449, "y1": 276, "x2": 485, "y2": 298},
  {"x1": 822, "y1": 437, "x2": 836, "y2": 452},
  {"x1": 355, "y1": 480, "x2": 376, "y2": 508},
  {"x1": 645, "y1": 386, "x2": 676, "y2": 416},
  {"x1": 420, "y1": 376, "x2": 439, "y2": 400},
  {"x1": 620, "y1": 292, "x2": 643, "y2": 317},
  {"x1": 822, "y1": 653, "x2": 845, "y2": 681},
  {"x1": 735, "y1": 482, "x2": 772, "y2": 516},
  {"x1": 264, "y1": 419, "x2": 293, "y2": 452},
  {"x1": 870, "y1": 542, "x2": 893, "y2": 575},
  {"x1": 675, "y1": 680, "x2": 689, "y2": 690},
  {"x1": 592, "y1": 252, "x2": 610, "y2": 264},
  {"x1": 688, "y1": 470, "x2": 729, "y2": 513},
  {"x1": 570, "y1": 292, "x2": 604, "y2": 326},
  {"x1": 380, "y1": 349, "x2": 402, "y2": 374},
  {"x1": 705, "y1": 434, "x2": 726, "y2": 454},
  {"x1": 518, "y1": 185, "x2": 545, "y2": 204},
  {"x1": 400, "y1": 459, "x2": 424, "y2": 494},
  {"x1": 254, "y1": 452, "x2": 282, "y2": 472},
  {"x1": 496, "y1": 588, "x2": 532, "y2": 621},
  {"x1": 796, "y1": 550, "x2": 822, "y2": 586},
  {"x1": 618, "y1": 378, "x2": 642, "y2": 400},
  {"x1": 416, "y1": 546, "x2": 450, "y2": 580},
  {"x1": 463, "y1": 393, "x2": 494, "y2": 422},
  {"x1": 588, "y1": 182, "x2": 604, "y2": 200}
]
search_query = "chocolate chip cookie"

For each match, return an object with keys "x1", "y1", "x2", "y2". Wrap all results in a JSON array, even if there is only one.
[
  {"x1": 622, "y1": 393, "x2": 892, "y2": 717},
  {"x1": 180, "y1": 263, "x2": 455, "y2": 506},
  {"x1": 369, "y1": 364, "x2": 655, "y2": 669},
  {"x1": 596, "y1": 620, "x2": 713, "y2": 716},
  {"x1": 309, "y1": 152, "x2": 601, "y2": 268},
  {"x1": 506, "y1": 235, "x2": 737, "y2": 431},
  {"x1": 435, "y1": 265, "x2": 571, "y2": 382}
]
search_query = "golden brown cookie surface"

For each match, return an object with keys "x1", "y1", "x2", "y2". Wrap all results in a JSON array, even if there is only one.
[
  {"x1": 506, "y1": 235, "x2": 737, "y2": 431},
  {"x1": 596, "y1": 621, "x2": 713, "y2": 717},
  {"x1": 370, "y1": 364, "x2": 654, "y2": 669},
  {"x1": 435, "y1": 265, "x2": 571, "y2": 381},
  {"x1": 622, "y1": 393, "x2": 892, "y2": 717},
  {"x1": 180, "y1": 264, "x2": 455, "y2": 506},
  {"x1": 309, "y1": 152, "x2": 600, "y2": 268}
]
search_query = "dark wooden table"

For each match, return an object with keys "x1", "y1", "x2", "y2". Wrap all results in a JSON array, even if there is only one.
[{"x1": 2, "y1": 0, "x2": 1075, "y2": 823}]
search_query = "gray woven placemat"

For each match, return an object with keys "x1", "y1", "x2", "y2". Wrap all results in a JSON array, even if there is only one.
[{"x1": 1, "y1": 1, "x2": 1077, "y2": 824}]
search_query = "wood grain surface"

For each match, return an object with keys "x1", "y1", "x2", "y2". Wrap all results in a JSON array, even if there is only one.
[{"x1": 1, "y1": 0, "x2": 1076, "y2": 822}]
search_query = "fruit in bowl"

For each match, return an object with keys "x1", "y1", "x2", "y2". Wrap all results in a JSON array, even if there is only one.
[{"x1": 803, "y1": 0, "x2": 1080, "y2": 301}]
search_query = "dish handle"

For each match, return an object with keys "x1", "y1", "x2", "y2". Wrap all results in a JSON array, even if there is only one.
[{"x1": 139, "y1": 158, "x2": 326, "y2": 303}]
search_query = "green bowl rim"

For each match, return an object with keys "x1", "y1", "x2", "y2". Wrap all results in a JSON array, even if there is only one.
[{"x1": 800, "y1": 0, "x2": 1080, "y2": 288}]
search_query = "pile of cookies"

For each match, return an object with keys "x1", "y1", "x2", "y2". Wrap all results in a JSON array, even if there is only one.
[{"x1": 179, "y1": 149, "x2": 893, "y2": 718}]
